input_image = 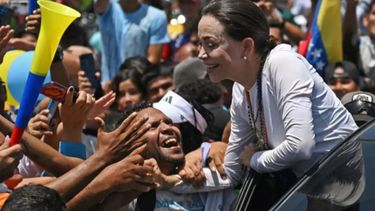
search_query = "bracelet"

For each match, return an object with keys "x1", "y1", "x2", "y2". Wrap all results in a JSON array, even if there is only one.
[{"x1": 58, "y1": 141, "x2": 86, "y2": 159}]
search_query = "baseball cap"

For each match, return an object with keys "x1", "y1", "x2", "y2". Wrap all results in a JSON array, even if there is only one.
[
  {"x1": 173, "y1": 57, "x2": 207, "y2": 91},
  {"x1": 341, "y1": 91, "x2": 375, "y2": 126},
  {"x1": 324, "y1": 61, "x2": 360, "y2": 84},
  {"x1": 153, "y1": 90, "x2": 207, "y2": 134}
]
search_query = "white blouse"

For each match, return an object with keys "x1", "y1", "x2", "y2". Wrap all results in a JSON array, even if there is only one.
[{"x1": 225, "y1": 44, "x2": 358, "y2": 184}]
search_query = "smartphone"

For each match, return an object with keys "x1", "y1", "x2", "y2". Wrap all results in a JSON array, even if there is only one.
[
  {"x1": 46, "y1": 99, "x2": 59, "y2": 126},
  {"x1": 41, "y1": 81, "x2": 78, "y2": 103},
  {"x1": 79, "y1": 53, "x2": 99, "y2": 90}
]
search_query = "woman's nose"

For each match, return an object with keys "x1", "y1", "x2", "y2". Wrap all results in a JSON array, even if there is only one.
[{"x1": 198, "y1": 46, "x2": 208, "y2": 59}]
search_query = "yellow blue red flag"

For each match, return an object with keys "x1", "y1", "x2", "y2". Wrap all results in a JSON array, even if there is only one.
[{"x1": 306, "y1": 0, "x2": 343, "y2": 76}]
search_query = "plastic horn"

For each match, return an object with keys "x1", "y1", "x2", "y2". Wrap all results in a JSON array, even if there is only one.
[
  {"x1": 10, "y1": 0, "x2": 80, "y2": 146},
  {"x1": 29, "y1": 0, "x2": 39, "y2": 15}
]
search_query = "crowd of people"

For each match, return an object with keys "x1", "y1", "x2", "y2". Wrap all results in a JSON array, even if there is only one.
[{"x1": 0, "y1": 0, "x2": 375, "y2": 210}]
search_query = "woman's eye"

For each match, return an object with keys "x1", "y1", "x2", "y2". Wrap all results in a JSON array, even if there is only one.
[{"x1": 207, "y1": 42, "x2": 217, "y2": 48}]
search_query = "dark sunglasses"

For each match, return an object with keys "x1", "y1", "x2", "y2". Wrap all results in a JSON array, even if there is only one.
[{"x1": 345, "y1": 100, "x2": 375, "y2": 117}]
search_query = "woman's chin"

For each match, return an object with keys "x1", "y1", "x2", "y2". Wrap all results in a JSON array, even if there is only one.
[{"x1": 208, "y1": 73, "x2": 223, "y2": 83}]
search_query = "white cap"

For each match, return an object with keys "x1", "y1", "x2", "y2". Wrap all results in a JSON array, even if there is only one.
[{"x1": 153, "y1": 91, "x2": 207, "y2": 134}]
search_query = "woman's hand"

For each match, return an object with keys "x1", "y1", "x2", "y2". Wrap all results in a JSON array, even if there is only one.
[
  {"x1": 145, "y1": 158, "x2": 180, "y2": 189},
  {"x1": 179, "y1": 142, "x2": 228, "y2": 188},
  {"x1": 206, "y1": 142, "x2": 227, "y2": 178},
  {"x1": 27, "y1": 109, "x2": 53, "y2": 139},
  {"x1": 239, "y1": 143, "x2": 257, "y2": 168},
  {"x1": 95, "y1": 112, "x2": 151, "y2": 164},
  {"x1": 179, "y1": 148, "x2": 205, "y2": 188}
]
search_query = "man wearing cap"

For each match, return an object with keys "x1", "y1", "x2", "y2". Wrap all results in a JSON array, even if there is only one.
[
  {"x1": 324, "y1": 61, "x2": 361, "y2": 99},
  {"x1": 341, "y1": 91, "x2": 375, "y2": 126}
]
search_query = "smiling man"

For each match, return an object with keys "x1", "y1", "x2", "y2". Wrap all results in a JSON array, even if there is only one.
[{"x1": 108, "y1": 101, "x2": 236, "y2": 211}]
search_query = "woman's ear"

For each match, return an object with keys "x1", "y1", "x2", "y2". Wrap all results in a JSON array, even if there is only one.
[{"x1": 241, "y1": 37, "x2": 255, "y2": 59}]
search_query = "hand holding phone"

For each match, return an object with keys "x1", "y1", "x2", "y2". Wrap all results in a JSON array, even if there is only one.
[{"x1": 79, "y1": 53, "x2": 98, "y2": 90}]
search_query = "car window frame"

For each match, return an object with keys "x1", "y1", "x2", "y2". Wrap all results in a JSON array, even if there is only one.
[{"x1": 271, "y1": 119, "x2": 375, "y2": 210}]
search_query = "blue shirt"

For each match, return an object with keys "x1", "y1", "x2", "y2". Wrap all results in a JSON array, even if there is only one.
[{"x1": 98, "y1": 1, "x2": 170, "y2": 82}]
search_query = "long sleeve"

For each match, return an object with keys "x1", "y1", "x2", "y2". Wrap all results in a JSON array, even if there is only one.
[{"x1": 250, "y1": 48, "x2": 316, "y2": 173}]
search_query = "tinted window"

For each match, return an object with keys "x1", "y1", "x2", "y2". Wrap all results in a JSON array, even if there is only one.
[{"x1": 273, "y1": 120, "x2": 375, "y2": 211}]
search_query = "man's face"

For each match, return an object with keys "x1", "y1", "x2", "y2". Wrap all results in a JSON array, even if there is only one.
[
  {"x1": 328, "y1": 77, "x2": 359, "y2": 99},
  {"x1": 146, "y1": 75, "x2": 174, "y2": 102},
  {"x1": 136, "y1": 108, "x2": 185, "y2": 165}
]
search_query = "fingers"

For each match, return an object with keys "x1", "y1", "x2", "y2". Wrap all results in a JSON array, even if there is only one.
[
  {"x1": 0, "y1": 25, "x2": 14, "y2": 63},
  {"x1": 25, "y1": 9, "x2": 41, "y2": 33},
  {"x1": 121, "y1": 121, "x2": 151, "y2": 144},
  {"x1": 95, "y1": 117, "x2": 105, "y2": 134},
  {"x1": 129, "y1": 143, "x2": 147, "y2": 156},
  {"x1": 213, "y1": 156, "x2": 226, "y2": 179},
  {"x1": 64, "y1": 86, "x2": 75, "y2": 106},
  {"x1": 115, "y1": 112, "x2": 138, "y2": 135},
  {"x1": 130, "y1": 182, "x2": 154, "y2": 193},
  {"x1": 78, "y1": 71, "x2": 93, "y2": 93},
  {"x1": 1, "y1": 142, "x2": 23, "y2": 164},
  {"x1": 0, "y1": 135, "x2": 10, "y2": 151}
]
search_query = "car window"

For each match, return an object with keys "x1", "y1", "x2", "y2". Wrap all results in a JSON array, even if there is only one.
[{"x1": 273, "y1": 120, "x2": 375, "y2": 211}]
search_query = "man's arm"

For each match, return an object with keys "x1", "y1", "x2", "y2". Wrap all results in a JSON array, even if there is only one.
[
  {"x1": 67, "y1": 155, "x2": 155, "y2": 210},
  {"x1": 46, "y1": 112, "x2": 151, "y2": 201},
  {"x1": 0, "y1": 115, "x2": 82, "y2": 176},
  {"x1": 147, "y1": 44, "x2": 164, "y2": 64}
]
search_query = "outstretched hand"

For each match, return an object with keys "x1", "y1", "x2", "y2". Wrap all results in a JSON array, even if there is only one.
[
  {"x1": 87, "y1": 91, "x2": 116, "y2": 120},
  {"x1": 95, "y1": 112, "x2": 151, "y2": 164}
]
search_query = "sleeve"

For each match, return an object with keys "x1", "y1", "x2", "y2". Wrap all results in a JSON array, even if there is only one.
[
  {"x1": 169, "y1": 168, "x2": 233, "y2": 194},
  {"x1": 149, "y1": 10, "x2": 170, "y2": 44},
  {"x1": 97, "y1": 0, "x2": 115, "y2": 31},
  {"x1": 250, "y1": 52, "x2": 316, "y2": 173},
  {"x1": 224, "y1": 83, "x2": 257, "y2": 185},
  {"x1": 59, "y1": 141, "x2": 86, "y2": 160}
]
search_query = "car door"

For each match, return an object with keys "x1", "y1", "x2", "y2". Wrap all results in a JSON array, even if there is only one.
[{"x1": 272, "y1": 119, "x2": 375, "y2": 211}]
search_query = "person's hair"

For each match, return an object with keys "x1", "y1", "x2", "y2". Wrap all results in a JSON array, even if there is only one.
[
  {"x1": 178, "y1": 79, "x2": 222, "y2": 104},
  {"x1": 141, "y1": 63, "x2": 173, "y2": 88},
  {"x1": 61, "y1": 21, "x2": 89, "y2": 48},
  {"x1": 202, "y1": 0, "x2": 277, "y2": 58},
  {"x1": 119, "y1": 56, "x2": 152, "y2": 75},
  {"x1": 108, "y1": 102, "x2": 152, "y2": 132},
  {"x1": 175, "y1": 91, "x2": 214, "y2": 153},
  {"x1": 2, "y1": 184, "x2": 66, "y2": 211},
  {"x1": 111, "y1": 67, "x2": 146, "y2": 99}
]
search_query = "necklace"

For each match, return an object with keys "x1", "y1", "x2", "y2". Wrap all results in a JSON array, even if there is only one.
[{"x1": 245, "y1": 74, "x2": 269, "y2": 151}]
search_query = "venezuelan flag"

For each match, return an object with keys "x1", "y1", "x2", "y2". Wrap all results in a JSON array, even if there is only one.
[{"x1": 305, "y1": 0, "x2": 343, "y2": 76}]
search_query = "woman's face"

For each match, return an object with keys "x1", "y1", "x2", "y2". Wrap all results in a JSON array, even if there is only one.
[
  {"x1": 198, "y1": 15, "x2": 244, "y2": 83},
  {"x1": 117, "y1": 79, "x2": 143, "y2": 111}
]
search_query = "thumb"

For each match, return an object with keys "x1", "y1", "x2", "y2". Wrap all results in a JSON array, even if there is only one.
[
  {"x1": 95, "y1": 117, "x2": 105, "y2": 134},
  {"x1": 130, "y1": 143, "x2": 147, "y2": 156}
]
